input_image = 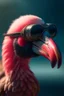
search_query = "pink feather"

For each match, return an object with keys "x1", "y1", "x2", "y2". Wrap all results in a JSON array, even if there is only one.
[{"x1": 2, "y1": 15, "x2": 44, "y2": 76}]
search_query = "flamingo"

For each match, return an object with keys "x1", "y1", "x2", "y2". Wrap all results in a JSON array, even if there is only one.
[{"x1": 0, "y1": 15, "x2": 62, "y2": 96}]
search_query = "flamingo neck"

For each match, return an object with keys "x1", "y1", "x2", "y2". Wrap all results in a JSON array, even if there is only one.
[{"x1": 6, "y1": 57, "x2": 30, "y2": 77}]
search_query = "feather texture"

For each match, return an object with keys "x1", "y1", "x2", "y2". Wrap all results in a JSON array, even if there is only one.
[{"x1": 3, "y1": 62, "x2": 40, "y2": 96}]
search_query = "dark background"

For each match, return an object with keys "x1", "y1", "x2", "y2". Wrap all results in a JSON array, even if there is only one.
[{"x1": 0, "y1": 0, "x2": 64, "y2": 96}]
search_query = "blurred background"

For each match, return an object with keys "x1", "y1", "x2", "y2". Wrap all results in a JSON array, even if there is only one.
[{"x1": 0, "y1": 0, "x2": 64, "y2": 96}]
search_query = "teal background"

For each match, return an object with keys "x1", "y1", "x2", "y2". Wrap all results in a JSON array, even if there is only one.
[{"x1": 0, "y1": 0, "x2": 64, "y2": 96}]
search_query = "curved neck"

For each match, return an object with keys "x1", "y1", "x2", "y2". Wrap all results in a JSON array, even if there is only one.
[
  {"x1": 6, "y1": 57, "x2": 30, "y2": 82},
  {"x1": 2, "y1": 37, "x2": 30, "y2": 77}
]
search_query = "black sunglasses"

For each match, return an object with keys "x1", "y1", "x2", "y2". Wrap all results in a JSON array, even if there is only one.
[{"x1": 4, "y1": 23, "x2": 57, "y2": 41}]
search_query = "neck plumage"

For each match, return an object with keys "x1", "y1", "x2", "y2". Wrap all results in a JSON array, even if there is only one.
[
  {"x1": 2, "y1": 37, "x2": 30, "y2": 77},
  {"x1": 2, "y1": 38, "x2": 40, "y2": 95}
]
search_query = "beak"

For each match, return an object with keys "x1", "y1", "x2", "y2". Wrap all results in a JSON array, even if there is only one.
[{"x1": 32, "y1": 37, "x2": 62, "y2": 68}]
